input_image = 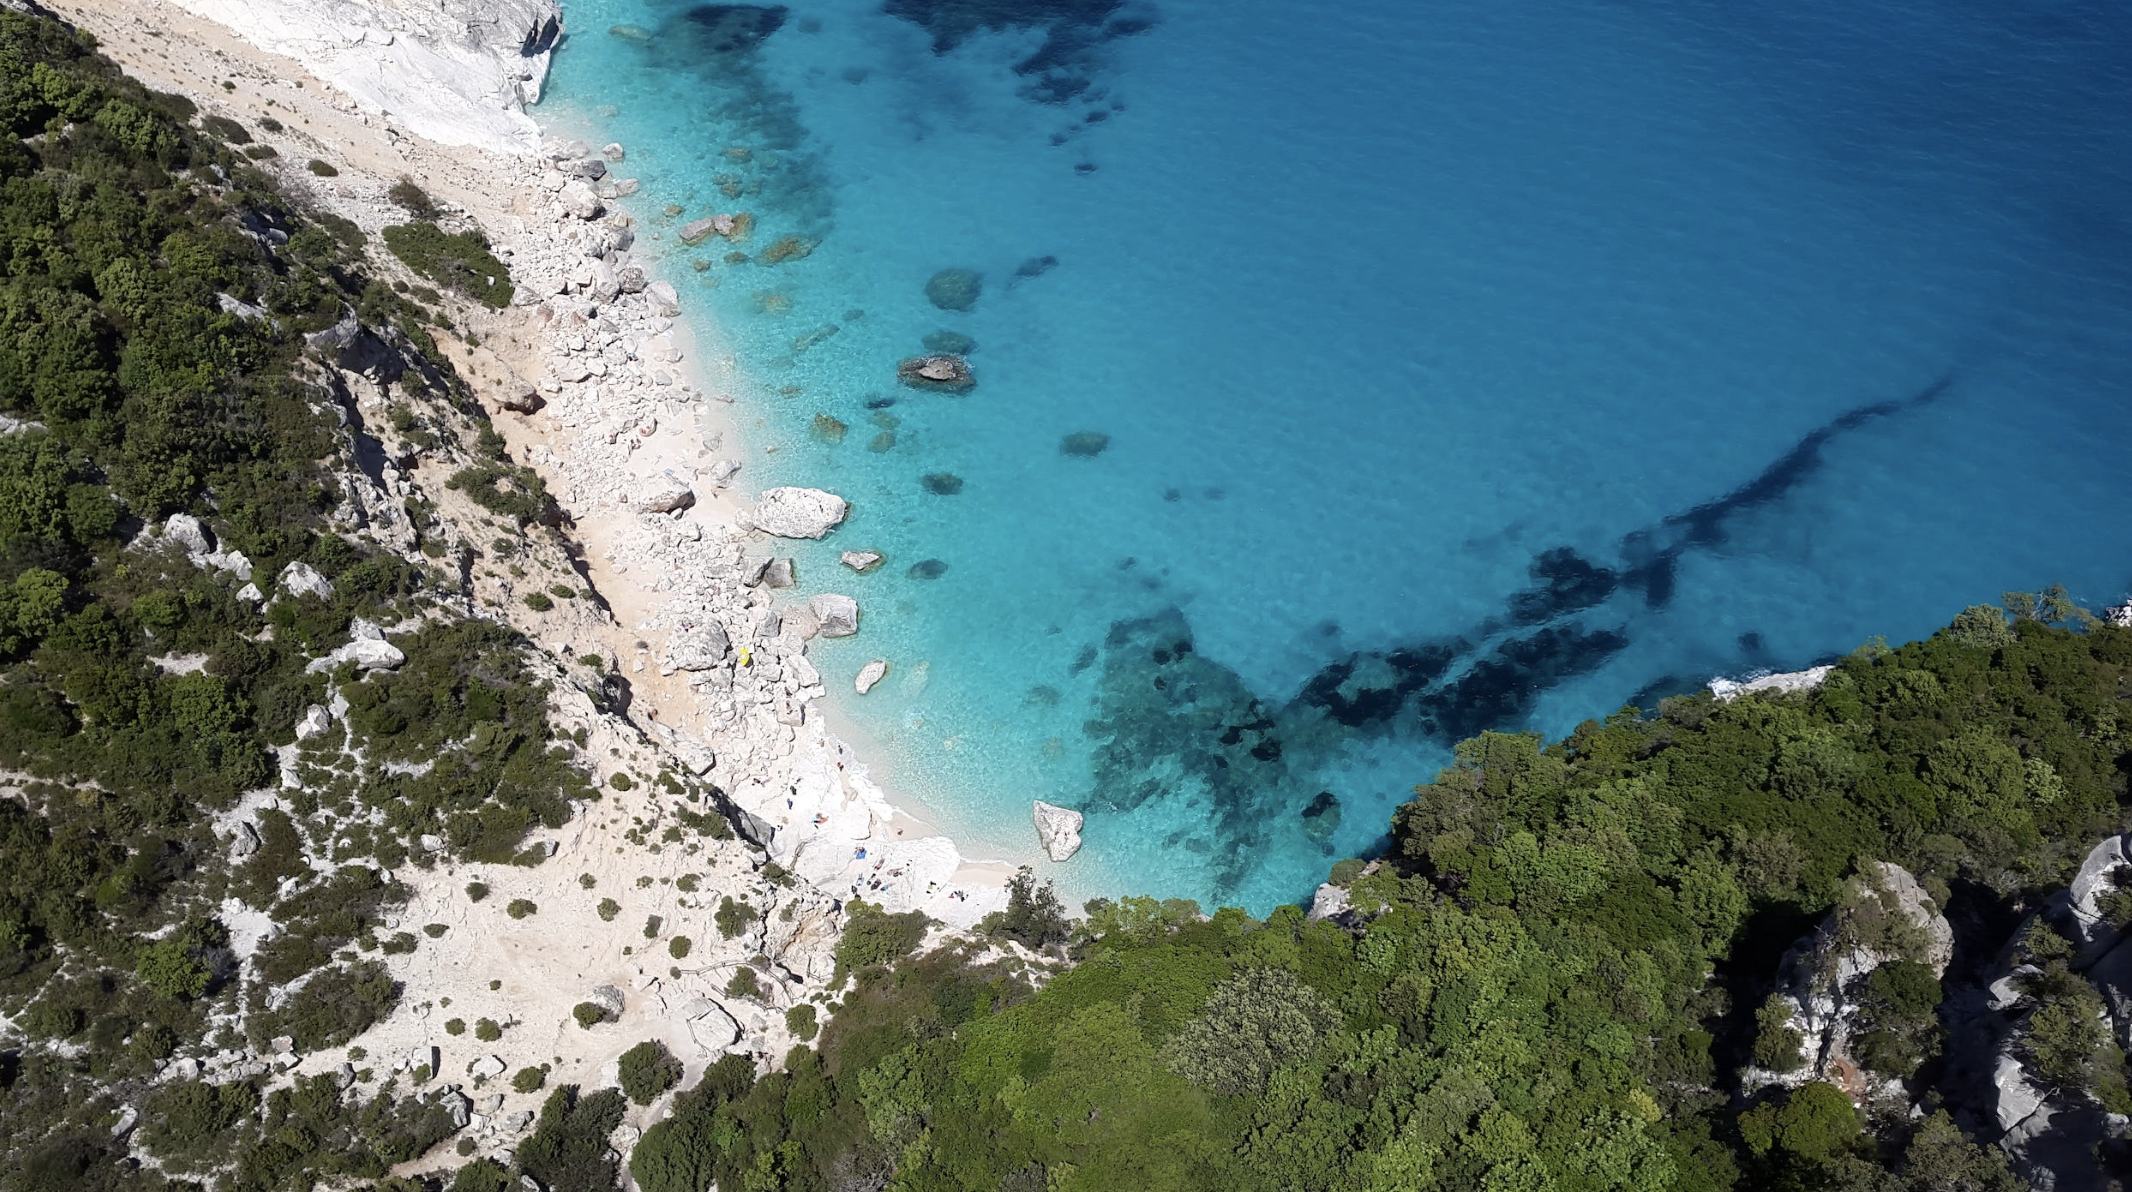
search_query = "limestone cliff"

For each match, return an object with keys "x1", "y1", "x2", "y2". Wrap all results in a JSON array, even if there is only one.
[{"x1": 165, "y1": 0, "x2": 562, "y2": 151}]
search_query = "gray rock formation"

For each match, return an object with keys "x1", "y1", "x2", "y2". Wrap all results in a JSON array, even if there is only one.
[
  {"x1": 1033, "y1": 801, "x2": 1083, "y2": 862},
  {"x1": 664, "y1": 623, "x2": 730, "y2": 672},
  {"x1": 897, "y1": 354, "x2": 975, "y2": 393}
]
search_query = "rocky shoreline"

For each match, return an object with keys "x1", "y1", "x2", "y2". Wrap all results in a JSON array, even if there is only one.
[{"x1": 43, "y1": 0, "x2": 1013, "y2": 1168}]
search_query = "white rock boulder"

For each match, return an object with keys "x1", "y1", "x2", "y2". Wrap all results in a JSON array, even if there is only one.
[
  {"x1": 637, "y1": 478, "x2": 696, "y2": 514},
  {"x1": 742, "y1": 487, "x2": 848, "y2": 539},
  {"x1": 1033, "y1": 801, "x2": 1083, "y2": 862},
  {"x1": 855, "y1": 659, "x2": 889, "y2": 695},
  {"x1": 839, "y1": 550, "x2": 883, "y2": 572},
  {"x1": 809, "y1": 594, "x2": 859, "y2": 638},
  {"x1": 279, "y1": 561, "x2": 335, "y2": 600}
]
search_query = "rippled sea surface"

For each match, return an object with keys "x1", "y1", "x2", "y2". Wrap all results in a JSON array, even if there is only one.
[{"x1": 541, "y1": 0, "x2": 2132, "y2": 912}]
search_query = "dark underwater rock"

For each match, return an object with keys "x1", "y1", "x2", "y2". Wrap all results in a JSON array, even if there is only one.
[
  {"x1": 923, "y1": 329, "x2": 976, "y2": 355},
  {"x1": 898, "y1": 354, "x2": 975, "y2": 393},
  {"x1": 921, "y1": 472, "x2": 964, "y2": 495},
  {"x1": 680, "y1": 5, "x2": 789, "y2": 55},
  {"x1": 811, "y1": 414, "x2": 848, "y2": 443},
  {"x1": 1013, "y1": 254, "x2": 1058, "y2": 280},
  {"x1": 907, "y1": 558, "x2": 949, "y2": 580},
  {"x1": 1061, "y1": 432, "x2": 1110, "y2": 457},
  {"x1": 924, "y1": 267, "x2": 983, "y2": 311}
]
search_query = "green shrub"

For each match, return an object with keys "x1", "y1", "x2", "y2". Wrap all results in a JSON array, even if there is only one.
[
  {"x1": 723, "y1": 967, "x2": 762, "y2": 1001},
  {"x1": 388, "y1": 177, "x2": 437, "y2": 216},
  {"x1": 507, "y1": 898, "x2": 537, "y2": 920},
  {"x1": 572, "y1": 1001, "x2": 613, "y2": 1030},
  {"x1": 668, "y1": 936, "x2": 692, "y2": 960},
  {"x1": 445, "y1": 1017, "x2": 465, "y2": 1036},
  {"x1": 423, "y1": 923, "x2": 448, "y2": 938},
  {"x1": 242, "y1": 144, "x2": 277, "y2": 160},
  {"x1": 382, "y1": 221, "x2": 514, "y2": 308},
  {"x1": 784, "y1": 1003, "x2": 818, "y2": 1041},
  {"x1": 714, "y1": 896, "x2": 757, "y2": 940},
  {"x1": 465, "y1": 882, "x2": 490, "y2": 902},
  {"x1": 616, "y1": 1040, "x2": 684, "y2": 1105},
  {"x1": 522, "y1": 591, "x2": 554, "y2": 612},
  {"x1": 475, "y1": 1018, "x2": 503, "y2": 1042},
  {"x1": 608, "y1": 772, "x2": 635, "y2": 791},
  {"x1": 512, "y1": 1064, "x2": 548, "y2": 1094},
  {"x1": 597, "y1": 898, "x2": 621, "y2": 922}
]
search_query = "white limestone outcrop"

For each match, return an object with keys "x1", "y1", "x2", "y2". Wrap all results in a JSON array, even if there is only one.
[
  {"x1": 741, "y1": 487, "x2": 849, "y2": 539},
  {"x1": 164, "y1": 0, "x2": 562, "y2": 152}
]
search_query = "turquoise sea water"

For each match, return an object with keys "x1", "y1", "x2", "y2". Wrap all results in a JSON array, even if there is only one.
[{"x1": 540, "y1": 0, "x2": 2132, "y2": 913}]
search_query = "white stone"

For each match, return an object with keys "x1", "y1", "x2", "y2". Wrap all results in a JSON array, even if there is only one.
[
  {"x1": 839, "y1": 550, "x2": 882, "y2": 572},
  {"x1": 307, "y1": 635, "x2": 407, "y2": 674},
  {"x1": 470, "y1": 1054, "x2": 507, "y2": 1079},
  {"x1": 600, "y1": 142, "x2": 626, "y2": 162},
  {"x1": 855, "y1": 659, "x2": 889, "y2": 695},
  {"x1": 558, "y1": 179, "x2": 603, "y2": 220},
  {"x1": 279, "y1": 561, "x2": 335, "y2": 600},
  {"x1": 235, "y1": 583, "x2": 265, "y2": 603},
  {"x1": 664, "y1": 623, "x2": 731, "y2": 672},
  {"x1": 646, "y1": 280, "x2": 680, "y2": 317},
  {"x1": 637, "y1": 478, "x2": 695, "y2": 514},
  {"x1": 1994, "y1": 1050, "x2": 2047, "y2": 1131},
  {"x1": 164, "y1": 513, "x2": 213, "y2": 556},
  {"x1": 1033, "y1": 801, "x2": 1083, "y2": 862},
  {"x1": 742, "y1": 487, "x2": 848, "y2": 539},
  {"x1": 809, "y1": 594, "x2": 859, "y2": 638},
  {"x1": 295, "y1": 704, "x2": 334, "y2": 741}
]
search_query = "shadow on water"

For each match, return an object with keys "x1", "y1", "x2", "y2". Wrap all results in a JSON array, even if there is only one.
[{"x1": 1077, "y1": 375, "x2": 1953, "y2": 902}]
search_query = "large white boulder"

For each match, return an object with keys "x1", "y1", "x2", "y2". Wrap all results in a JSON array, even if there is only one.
[
  {"x1": 279, "y1": 561, "x2": 335, "y2": 600},
  {"x1": 164, "y1": 513, "x2": 213, "y2": 557},
  {"x1": 1709, "y1": 665, "x2": 1834, "y2": 702},
  {"x1": 636, "y1": 478, "x2": 696, "y2": 514},
  {"x1": 1033, "y1": 801, "x2": 1083, "y2": 862},
  {"x1": 742, "y1": 487, "x2": 848, "y2": 539},
  {"x1": 809, "y1": 594, "x2": 859, "y2": 638}
]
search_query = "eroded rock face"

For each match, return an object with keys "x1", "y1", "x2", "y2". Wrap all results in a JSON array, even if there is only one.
[
  {"x1": 741, "y1": 487, "x2": 848, "y2": 539},
  {"x1": 165, "y1": 0, "x2": 564, "y2": 151},
  {"x1": 898, "y1": 354, "x2": 975, "y2": 393},
  {"x1": 1033, "y1": 800, "x2": 1083, "y2": 862}
]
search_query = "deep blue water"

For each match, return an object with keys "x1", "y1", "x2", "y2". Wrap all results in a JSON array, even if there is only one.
[{"x1": 541, "y1": 0, "x2": 2132, "y2": 913}]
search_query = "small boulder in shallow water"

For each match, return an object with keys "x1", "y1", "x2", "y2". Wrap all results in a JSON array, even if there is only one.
[
  {"x1": 923, "y1": 329, "x2": 976, "y2": 355},
  {"x1": 761, "y1": 235, "x2": 817, "y2": 264},
  {"x1": 742, "y1": 486, "x2": 848, "y2": 538},
  {"x1": 925, "y1": 268, "x2": 982, "y2": 311},
  {"x1": 1033, "y1": 801, "x2": 1084, "y2": 862},
  {"x1": 868, "y1": 431, "x2": 896, "y2": 453},
  {"x1": 1061, "y1": 431, "x2": 1110, "y2": 457},
  {"x1": 921, "y1": 472, "x2": 964, "y2": 495},
  {"x1": 907, "y1": 558, "x2": 948, "y2": 580},
  {"x1": 856, "y1": 659, "x2": 890, "y2": 694},
  {"x1": 840, "y1": 550, "x2": 883, "y2": 572},
  {"x1": 811, "y1": 414, "x2": 848, "y2": 443},
  {"x1": 898, "y1": 355, "x2": 975, "y2": 393}
]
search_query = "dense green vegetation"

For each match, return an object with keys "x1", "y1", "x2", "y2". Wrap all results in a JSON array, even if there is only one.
[
  {"x1": 381, "y1": 222, "x2": 513, "y2": 311},
  {"x1": 628, "y1": 599, "x2": 2131, "y2": 1192},
  {"x1": 0, "y1": 15, "x2": 591, "y2": 1191}
]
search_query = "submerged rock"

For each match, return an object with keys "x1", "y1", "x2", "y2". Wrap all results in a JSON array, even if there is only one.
[
  {"x1": 1033, "y1": 800, "x2": 1084, "y2": 862},
  {"x1": 925, "y1": 267, "x2": 982, "y2": 311},
  {"x1": 898, "y1": 354, "x2": 975, "y2": 393},
  {"x1": 811, "y1": 414, "x2": 849, "y2": 443},
  {"x1": 867, "y1": 431, "x2": 896, "y2": 453},
  {"x1": 907, "y1": 558, "x2": 948, "y2": 580},
  {"x1": 922, "y1": 329, "x2": 976, "y2": 355},
  {"x1": 761, "y1": 235, "x2": 817, "y2": 264},
  {"x1": 1061, "y1": 431, "x2": 1110, "y2": 457},
  {"x1": 742, "y1": 487, "x2": 848, "y2": 538},
  {"x1": 921, "y1": 472, "x2": 964, "y2": 495},
  {"x1": 840, "y1": 550, "x2": 883, "y2": 572}
]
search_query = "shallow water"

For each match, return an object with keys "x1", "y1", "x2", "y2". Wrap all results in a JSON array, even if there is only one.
[{"x1": 541, "y1": 0, "x2": 2132, "y2": 913}]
